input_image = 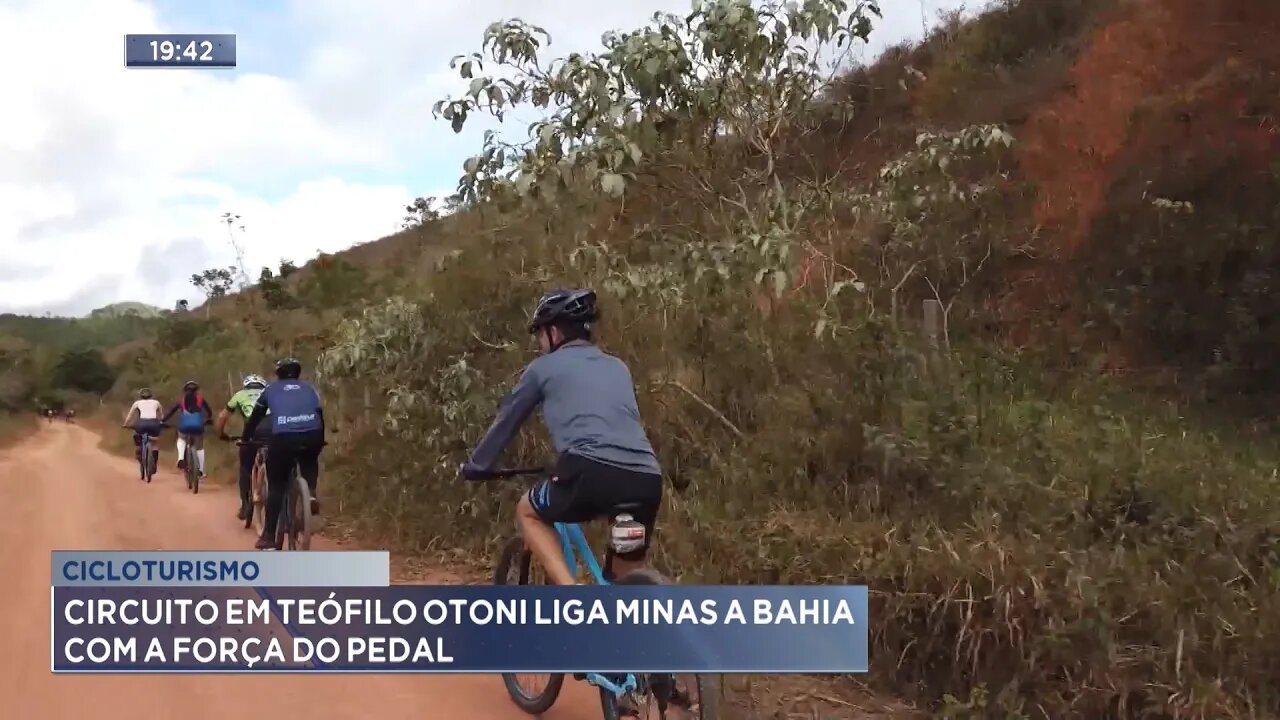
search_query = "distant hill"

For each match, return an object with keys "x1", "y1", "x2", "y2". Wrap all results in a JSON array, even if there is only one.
[
  {"x1": 88, "y1": 302, "x2": 164, "y2": 319},
  {"x1": 0, "y1": 302, "x2": 165, "y2": 350}
]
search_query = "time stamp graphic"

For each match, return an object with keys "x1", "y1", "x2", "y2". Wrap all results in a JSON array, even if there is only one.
[{"x1": 124, "y1": 34, "x2": 237, "y2": 68}]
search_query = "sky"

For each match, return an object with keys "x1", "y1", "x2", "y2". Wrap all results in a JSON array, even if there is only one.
[{"x1": 0, "y1": 0, "x2": 977, "y2": 316}]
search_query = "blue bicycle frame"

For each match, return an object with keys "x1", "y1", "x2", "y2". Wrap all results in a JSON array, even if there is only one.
[{"x1": 553, "y1": 521, "x2": 638, "y2": 697}]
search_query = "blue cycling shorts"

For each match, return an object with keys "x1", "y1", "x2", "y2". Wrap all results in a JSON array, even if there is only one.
[{"x1": 134, "y1": 419, "x2": 162, "y2": 437}]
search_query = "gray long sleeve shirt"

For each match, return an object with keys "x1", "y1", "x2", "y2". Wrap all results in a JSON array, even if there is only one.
[{"x1": 466, "y1": 341, "x2": 661, "y2": 476}]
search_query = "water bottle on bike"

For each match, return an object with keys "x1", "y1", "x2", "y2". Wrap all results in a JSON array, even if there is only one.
[{"x1": 610, "y1": 514, "x2": 646, "y2": 555}]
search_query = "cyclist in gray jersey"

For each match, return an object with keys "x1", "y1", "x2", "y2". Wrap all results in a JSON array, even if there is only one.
[{"x1": 462, "y1": 288, "x2": 663, "y2": 586}]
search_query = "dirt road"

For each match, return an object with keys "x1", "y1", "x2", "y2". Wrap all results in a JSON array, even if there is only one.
[{"x1": 0, "y1": 422, "x2": 600, "y2": 720}]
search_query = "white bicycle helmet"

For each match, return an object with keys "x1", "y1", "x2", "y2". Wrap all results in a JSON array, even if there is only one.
[{"x1": 242, "y1": 374, "x2": 267, "y2": 389}]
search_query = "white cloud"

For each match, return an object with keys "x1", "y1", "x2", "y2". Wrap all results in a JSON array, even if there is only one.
[
  {"x1": 0, "y1": 0, "x2": 974, "y2": 317},
  {"x1": 0, "y1": 0, "x2": 406, "y2": 315}
]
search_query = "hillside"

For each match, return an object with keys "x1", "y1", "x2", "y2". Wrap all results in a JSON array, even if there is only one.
[{"x1": 92, "y1": 0, "x2": 1280, "y2": 717}]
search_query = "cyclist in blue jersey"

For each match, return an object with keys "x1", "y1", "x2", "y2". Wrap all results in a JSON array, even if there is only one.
[
  {"x1": 460, "y1": 288, "x2": 664, "y2": 586},
  {"x1": 161, "y1": 380, "x2": 214, "y2": 477},
  {"x1": 242, "y1": 358, "x2": 325, "y2": 550}
]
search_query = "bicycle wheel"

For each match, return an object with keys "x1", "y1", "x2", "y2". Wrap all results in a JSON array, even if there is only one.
[
  {"x1": 494, "y1": 536, "x2": 565, "y2": 714},
  {"x1": 186, "y1": 445, "x2": 199, "y2": 494},
  {"x1": 250, "y1": 452, "x2": 267, "y2": 534},
  {"x1": 277, "y1": 467, "x2": 313, "y2": 551},
  {"x1": 605, "y1": 569, "x2": 722, "y2": 720},
  {"x1": 137, "y1": 439, "x2": 148, "y2": 481}
]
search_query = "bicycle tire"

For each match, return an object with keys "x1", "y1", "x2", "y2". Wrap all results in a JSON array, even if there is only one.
[
  {"x1": 495, "y1": 536, "x2": 565, "y2": 714},
  {"x1": 608, "y1": 569, "x2": 722, "y2": 720},
  {"x1": 244, "y1": 448, "x2": 261, "y2": 530},
  {"x1": 182, "y1": 442, "x2": 193, "y2": 491},
  {"x1": 138, "y1": 438, "x2": 149, "y2": 481},
  {"x1": 244, "y1": 460, "x2": 256, "y2": 530},
  {"x1": 251, "y1": 452, "x2": 267, "y2": 534},
  {"x1": 278, "y1": 466, "x2": 313, "y2": 551},
  {"x1": 186, "y1": 444, "x2": 199, "y2": 494}
]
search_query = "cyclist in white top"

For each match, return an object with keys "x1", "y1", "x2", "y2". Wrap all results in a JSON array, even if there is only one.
[{"x1": 123, "y1": 388, "x2": 165, "y2": 471}]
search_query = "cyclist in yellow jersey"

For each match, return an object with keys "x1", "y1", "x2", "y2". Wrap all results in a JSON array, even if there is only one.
[{"x1": 215, "y1": 374, "x2": 270, "y2": 521}]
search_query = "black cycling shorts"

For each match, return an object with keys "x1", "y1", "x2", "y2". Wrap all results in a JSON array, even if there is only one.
[
  {"x1": 242, "y1": 423, "x2": 273, "y2": 444},
  {"x1": 527, "y1": 452, "x2": 663, "y2": 559}
]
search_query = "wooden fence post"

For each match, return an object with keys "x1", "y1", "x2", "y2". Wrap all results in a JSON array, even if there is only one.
[
  {"x1": 922, "y1": 299, "x2": 943, "y2": 351},
  {"x1": 922, "y1": 299, "x2": 947, "y2": 382}
]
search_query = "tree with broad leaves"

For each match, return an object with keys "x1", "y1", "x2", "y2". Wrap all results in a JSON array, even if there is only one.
[
  {"x1": 190, "y1": 266, "x2": 236, "y2": 318},
  {"x1": 433, "y1": 0, "x2": 882, "y2": 205},
  {"x1": 401, "y1": 196, "x2": 442, "y2": 229},
  {"x1": 257, "y1": 266, "x2": 294, "y2": 309},
  {"x1": 51, "y1": 348, "x2": 116, "y2": 397}
]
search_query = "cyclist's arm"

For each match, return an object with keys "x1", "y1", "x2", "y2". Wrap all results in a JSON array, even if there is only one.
[
  {"x1": 202, "y1": 399, "x2": 214, "y2": 423},
  {"x1": 462, "y1": 367, "x2": 543, "y2": 479},
  {"x1": 214, "y1": 408, "x2": 233, "y2": 436},
  {"x1": 123, "y1": 403, "x2": 138, "y2": 426},
  {"x1": 161, "y1": 402, "x2": 179, "y2": 423}
]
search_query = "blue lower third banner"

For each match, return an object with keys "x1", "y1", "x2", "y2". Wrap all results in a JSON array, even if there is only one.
[{"x1": 52, "y1": 585, "x2": 868, "y2": 673}]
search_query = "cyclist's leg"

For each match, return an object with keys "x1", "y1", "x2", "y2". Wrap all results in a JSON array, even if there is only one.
[
  {"x1": 293, "y1": 430, "x2": 324, "y2": 515},
  {"x1": 236, "y1": 442, "x2": 256, "y2": 517},
  {"x1": 149, "y1": 427, "x2": 161, "y2": 469},
  {"x1": 259, "y1": 437, "x2": 296, "y2": 548},
  {"x1": 192, "y1": 432, "x2": 206, "y2": 476},
  {"x1": 176, "y1": 434, "x2": 187, "y2": 468},
  {"x1": 517, "y1": 488, "x2": 578, "y2": 585},
  {"x1": 518, "y1": 453, "x2": 600, "y2": 586}
]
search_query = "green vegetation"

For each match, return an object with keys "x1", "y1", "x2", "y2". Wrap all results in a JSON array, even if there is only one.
[
  {"x1": 0, "y1": 303, "x2": 164, "y2": 350},
  {"x1": 0, "y1": 302, "x2": 156, "y2": 419},
  {"x1": 50, "y1": 348, "x2": 116, "y2": 396},
  {"x1": 83, "y1": 0, "x2": 1280, "y2": 716}
]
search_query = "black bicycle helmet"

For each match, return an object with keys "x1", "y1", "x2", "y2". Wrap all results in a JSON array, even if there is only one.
[
  {"x1": 183, "y1": 380, "x2": 199, "y2": 391},
  {"x1": 527, "y1": 288, "x2": 598, "y2": 333},
  {"x1": 275, "y1": 357, "x2": 302, "y2": 379},
  {"x1": 139, "y1": 387, "x2": 153, "y2": 399}
]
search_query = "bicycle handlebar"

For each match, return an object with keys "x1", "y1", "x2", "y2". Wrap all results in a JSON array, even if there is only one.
[{"x1": 488, "y1": 467, "x2": 546, "y2": 478}]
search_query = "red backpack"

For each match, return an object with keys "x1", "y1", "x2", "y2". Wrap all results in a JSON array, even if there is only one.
[{"x1": 182, "y1": 391, "x2": 205, "y2": 412}]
